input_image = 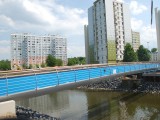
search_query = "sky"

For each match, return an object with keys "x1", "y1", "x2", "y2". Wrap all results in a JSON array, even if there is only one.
[{"x1": 0, "y1": 0, "x2": 159, "y2": 60}]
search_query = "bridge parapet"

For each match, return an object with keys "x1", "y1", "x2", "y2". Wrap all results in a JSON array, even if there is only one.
[{"x1": 0, "y1": 63, "x2": 159, "y2": 98}]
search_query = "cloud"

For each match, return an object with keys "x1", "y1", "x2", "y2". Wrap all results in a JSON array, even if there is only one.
[
  {"x1": 131, "y1": 18, "x2": 143, "y2": 31},
  {"x1": 0, "y1": 40, "x2": 10, "y2": 59},
  {"x1": 141, "y1": 26, "x2": 157, "y2": 49},
  {"x1": 131, "y1": 18, "x2": 157, "y2": 50},
  {"x1": 0, "y1": 0, "x2": 87, "y2": 59},
  {"x1": 130, "y1": 1, "x2": 147, "y2": 15}
]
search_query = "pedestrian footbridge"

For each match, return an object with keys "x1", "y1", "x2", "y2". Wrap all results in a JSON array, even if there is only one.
[{"x1": 0, "y1": 63, "x2": 159, "y2": 100}]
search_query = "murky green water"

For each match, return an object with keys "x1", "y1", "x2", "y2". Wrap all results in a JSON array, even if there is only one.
[{"x1": 16, "y1": 90, "x2": 160, "y2": 120}]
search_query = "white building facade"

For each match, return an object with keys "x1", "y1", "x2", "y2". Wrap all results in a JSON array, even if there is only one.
[
  {"x1": 150, "y1": 52, "x2": 158, "y2": 62},
  {"x1": 132, "y1": 31, "x2": 140, "y2": 52},
  {"x1": 85, "y1": 0, "x2": 132, "y2": 64},
  {"x1": 155, "y1": 8, "x2": 160, "y2": 61},
  {"x1": 11, "y1": 33, "x2": 67, "y2": 69}
]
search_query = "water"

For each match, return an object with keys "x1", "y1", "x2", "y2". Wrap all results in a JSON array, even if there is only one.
[{"x1": 16, "y1": 90, "x2": 160, "y2": 120}]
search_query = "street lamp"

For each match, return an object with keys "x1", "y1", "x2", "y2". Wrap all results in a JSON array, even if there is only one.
[{"x1": 147, "y1": 42, "x2": 150, "y2": 50}]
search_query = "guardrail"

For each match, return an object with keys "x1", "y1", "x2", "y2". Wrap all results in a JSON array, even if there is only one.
[{"x1": 0, "y1": 63, "x2": 159, "y2": 97}]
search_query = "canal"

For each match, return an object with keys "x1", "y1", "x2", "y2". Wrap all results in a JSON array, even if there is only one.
[{"x1": 15, "y1": 89, "x2": 160, "y2": 120}]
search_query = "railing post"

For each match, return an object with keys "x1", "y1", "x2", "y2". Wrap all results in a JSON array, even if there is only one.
[
  {"x1": 56, "y1": 69, "x2": 59, "y2": 85},
  {"x1": 5, "y1": 74, "x2": 8, "y2": 96},
  {"x1": 134, "y1": 64, "x2": 136, "y2": 71},
  {"x1": 88, "y1": 67, "x2": 90, "y2": 80},
  {"x1": 100, "y1": 67, "x2": 102, "y2": 77},
  {"x1": 74, "y1": 69, "x2": 77, "y2": 83},
  {"x1": 33, "y1": 70, "x2": 37, "y2": 92},
  {"x1": 124, "y1": 65, "x2": 126, "y2": 73},
  {"x1": 129, "y1": 64, "x2": 132, "y2": 72},
  {"x1": 108, "y1": 65, "x2": 112, "y2": 75}
]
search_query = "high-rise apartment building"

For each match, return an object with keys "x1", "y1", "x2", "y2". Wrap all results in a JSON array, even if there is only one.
[
  {"x1": 11, "y1": 33, "x2": 67, "y2": 69},
  {"x1": 132, "y1": 31, "x2": 140, "y2": 52},
  {"x1": 155, "y1": 8, "x2": 160, "y2": 61},
  {"x1": 85, "y1": 0, "x2": 132, "y2": 64}
]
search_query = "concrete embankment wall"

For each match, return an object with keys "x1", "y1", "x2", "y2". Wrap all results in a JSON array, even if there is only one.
[{"x1": 0, "y1": 100, "x2": 16, "y2": 120}]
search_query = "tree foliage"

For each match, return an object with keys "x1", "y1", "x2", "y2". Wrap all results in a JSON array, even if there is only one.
[
  {"x1": 67, "y1": 57, "x2": 86, "y2": 66},
  {"x1": 123, "y1": 43, "x2": 138, "y2": 62},
  {"x1": 56, "y1": 59, "x2": 63, "y2": 66},
  {"x1": 46, "y1": 55, "x2": 63, "y2": 67},
  {"x1": 151, "y1": 48, "x2": 157, "y2": 53},
  {"x1": 137, "y1": 45, "x2": 151, "y2": 61},
  {"x1": 46, "y1": 55, "x2": 57, "y2": 67},
  {"x1": 0, "y1": 60, "x2": 11, "y2": 70}
]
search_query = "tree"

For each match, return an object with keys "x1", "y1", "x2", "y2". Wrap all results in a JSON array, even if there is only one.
[
  {"x1": 123, "y1": 43, "x2": 138, "y2": 62},
  {"x1": 56, "y1": 59, "x2": 63, "y2": 66},
  {"x1": 151, "y1": 48, "x2": 157, "y2": 53},
  {"x1": 67, "y1": 57, "x2": 86, "y2": 66},
  {"x1": 46, "y1": 55, "x2": 56, "y2": 67},
  {"x1": 0, "y1": 60, "x2": 11, "y2": 70},
  {"x1": 28, "y1": 64, "x2": 33, "y2": 69},
  {"x1": 22, "y1": 64, "x2": 27, "y2": 69},
  {"x1": 137, "y1": 45, "x2": 151, "y2": 61}
]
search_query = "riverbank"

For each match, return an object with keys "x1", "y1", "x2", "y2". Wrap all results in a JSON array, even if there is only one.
[
  {"x1": 78, "y1": 78, "x2": 160, "y2": 94},
  {"x1": 6, "y1": 106, "x2": 60, "y2": 120}
]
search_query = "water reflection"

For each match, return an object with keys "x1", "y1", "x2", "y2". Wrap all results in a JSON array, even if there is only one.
[{"x1": 16, "y1": 90, "x2": 160, "y2": 120}]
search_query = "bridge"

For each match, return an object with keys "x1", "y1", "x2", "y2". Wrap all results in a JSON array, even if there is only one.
[{"x1": 0, "y1": 63, "x2": 159, "y2": 101}]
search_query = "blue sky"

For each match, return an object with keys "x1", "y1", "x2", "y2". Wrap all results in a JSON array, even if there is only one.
[{"x1": 0, "y1": 0, "x2": 159, "y2": 60}]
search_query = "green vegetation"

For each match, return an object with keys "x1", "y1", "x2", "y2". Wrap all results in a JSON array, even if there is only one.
[
  {"x1": 151, "y1": 48, "x2": 157, "y2": 53},
  {"x1": 46, "y1": 55, "x2": 56, "y2": 67},
  {"x1": 137, "y1": 45, "x2": 151, "y2": 61},
  {"x1": 123, "y1": 43, "x2": 138, "y2": 62},
  {"x1": 56, "y1": 59, "x2": 63, "y2": 66},
  {"x1": 41, "y1": 62, "x2": 46, "y2": 68},
  {"x1": 0, "y1": 60, "x2": 11, "y2": 70},
  {"x1": 46, "y1": 54, "x2": 63, "y2": 67},
  {"x1": 67, "y1": 57, "x2": 85, "y2": 66}
]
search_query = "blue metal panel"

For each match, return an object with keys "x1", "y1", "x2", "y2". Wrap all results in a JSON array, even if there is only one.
[
  {"x1": 8, "y1": 75, "x2": 35, "y2": 95},
  {"x1": 58, "y1": 71, "x2": 75, "y2": 85},
  {"x1": 0, "y1": 79, "x2": 7, "y2": 96},
  {"x1": 37, "y1": 72, "x2": 58, "y2": 89},
  {"x1": 76, "y1": 69, "x2": 89, "y2": 81},
  {"x1": 89, "y1": 68, "x2": 101, "y2": 79}
]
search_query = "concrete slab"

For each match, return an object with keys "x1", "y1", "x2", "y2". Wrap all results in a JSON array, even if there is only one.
[{"x1": 0, "y1": 100, "x2": 16, "y2": 119}]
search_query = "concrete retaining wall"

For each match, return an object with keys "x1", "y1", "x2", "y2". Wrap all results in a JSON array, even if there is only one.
[{"x1": 0, "y1": 100, "x2": 16, "y2": 119}]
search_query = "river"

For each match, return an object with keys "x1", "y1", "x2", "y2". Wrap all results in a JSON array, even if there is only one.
[{"x1": 15, "y1": 89, "x2": 160, "y2": 120}]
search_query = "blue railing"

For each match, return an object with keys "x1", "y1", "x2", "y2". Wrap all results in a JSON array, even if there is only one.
[{"x1": 0, "y1": 63, "x2": 159, "y2": 97}]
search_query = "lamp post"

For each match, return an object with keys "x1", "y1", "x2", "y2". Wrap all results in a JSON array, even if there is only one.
[{"x1": 147, "y1": 42, "x2": 150, "y2": 50}]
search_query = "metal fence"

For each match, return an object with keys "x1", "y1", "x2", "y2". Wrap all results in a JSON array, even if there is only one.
[{"x1": 0, "y1": 63, "x2": 159, "y2": 97}]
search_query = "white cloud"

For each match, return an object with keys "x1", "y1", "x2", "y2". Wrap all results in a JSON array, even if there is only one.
[
  {"x1": 0, "y1": 15, "x2": 15, "y2": 27},
  {"x1": 0, "y1": 40, "x2": 10, "y2": 59},
  {"x1": 141, "y1": 26, "x2": 157, "y2": 49},
  {"x1": 130, "y1": 1, "x2": 147, "y2": 15},
  {"x1": 131, "y1": 18, "x2": 157, "y2": 50},
  {"x1": 115, "y1": 0, "x2": 124, "y2": 3},
  {"x1": 131, "y1": 18, "x2": 143, "y2": 31}
]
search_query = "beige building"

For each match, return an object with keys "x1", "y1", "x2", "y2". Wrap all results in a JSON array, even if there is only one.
[{"x1": 132, "y1": 31, "x2": 140, "y2": 52}]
